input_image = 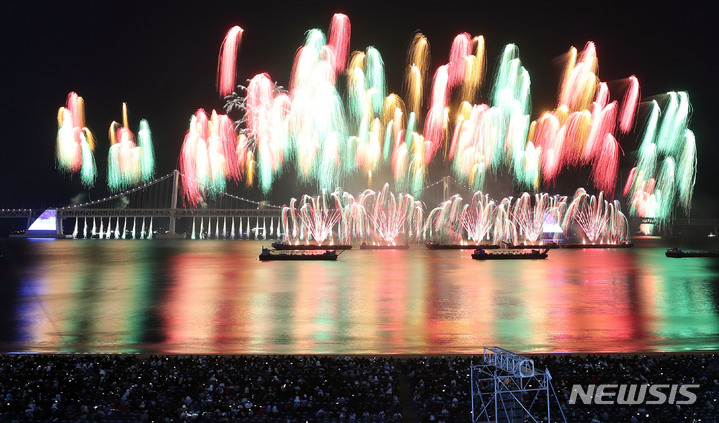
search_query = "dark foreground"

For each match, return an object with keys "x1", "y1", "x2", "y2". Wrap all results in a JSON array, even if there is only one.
[{"x1": 1, "y1": 354, "x2": 717, "y2": 423}]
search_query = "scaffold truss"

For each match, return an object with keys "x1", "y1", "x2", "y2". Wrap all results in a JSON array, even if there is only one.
[{"x1": 471, "y1": 347, "x2": 566, "y2": 423}]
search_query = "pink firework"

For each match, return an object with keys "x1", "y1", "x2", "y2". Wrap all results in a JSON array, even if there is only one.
[
  {"x1": 590, "y1": 133, "x2": 620, "y2": 197},
  {"x1": 217, "y1": 26, "x2": 244, "y2": 97},
  {"x1": 534, "y1": 113, "x2": 563, "y2": 183},
  {"x1": 327, "y1": 13, "x2": 351, "y2": 74},
  {"x1": 56, "y1": 92, "x2": 96, "y2": 187},
  {"x1": 619, "y1": 75, "x2": 640, "y2": 134},
  {"x1": 423, "y1": 65, "x2": 449, "y2": 163},
  {"x1": 359, "y1": 183, "x2": 423, "y2": 244},
  {"x1": 583, "y1": 101, "x2": 617, "y2": 164},
  {"x1": 179, "y1": 109, "x2": 240, "y2": 206},
  {"x1": 447, "y1": 33, "x2": 472, "y2": 88}
]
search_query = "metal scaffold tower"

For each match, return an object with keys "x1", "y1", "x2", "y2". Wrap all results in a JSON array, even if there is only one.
[{"x1": 471, "y1": 347, "x2": 566, "y2": 423}]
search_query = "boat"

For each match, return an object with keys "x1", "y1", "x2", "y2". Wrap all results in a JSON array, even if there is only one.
[
  {"x1": 271, "y1": 241, "x2": 352, "y2": 250},
  {"x1": 471, "y1": 248, "x2": 549, "y2": 260},
  {"x1": 425, "y1": 241, "x2": 499, "y2": 250},
  {"x1": 259, "y1": 247, "x2": 338, "y2": 261},
  {"x1": 360, "y1": 242, "x2": 410, "y2": 250},
  {"x1": 665, "y1": 248, "x2": 719, "y2": 258},
  {"x1": 560, "y1": 241, "x2": 633, "y2": 249}
]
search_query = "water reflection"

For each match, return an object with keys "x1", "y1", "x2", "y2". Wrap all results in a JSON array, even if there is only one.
[{"x1": 1, "y1": 238, "x2": 718, "y2": 354}]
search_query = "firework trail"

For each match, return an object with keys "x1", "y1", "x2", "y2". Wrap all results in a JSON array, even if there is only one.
[
  {"x1": 358, "y1": 183, "x2": 424, "y2": 244},
  {"x1": 290, "y1": 27, "x2": 349, "y2": 190},
  {"x1": 337, "y1": 192, "x2": 367, "y2": 244},
  {"x1": 425, "y1": 33, "x2": 487, "y2": 166},
  {"x1": 511, "y1": 192, "x2": 566, "y2": 243},
  {"x1": 404, "y1": 33, "x2": 430, "y2": 120},
  {"x1": 243, "y1": 73, "x2": 291, "y2": 192},
  {"x1": 619, "y1": 75, "x2": 640, "y2": 133},
  {"x1": 423, "y1": 194, "x2": 466, "y2": 242},
  {"x1": 564, "y1": 188, "x2": 630, "y2": 243},
  {"x1": 217, "y1": 26, "x2": 244, "y2": 97},
  {"x1": 624, "y1": 92, "x2": 696, "y2": 226},
  {"x1": 107, "y1": 103, "x2": 155, "y2": 191},
  {"x1": 56, "y1": 92, "x2": 96, "y2": 187},
  {"x1": 281, "y1": 190, "x2": 344, "y2": 244},
  {"x1": 458, "y1": 191, "x2": 497, "y2": 244},
  {"x1": 423, "y1": 64, "x2": 450, "y2": 164},
  {"x1": 448, "y1": 43, "x2": 532, "y2": 191},
  {"x1": 493, "y1": 198, "x2": 519, "y2": 245},
  {"x1": 327, "y1": 13, "x2": 351, "y2": 74},
  {"x1": 179, "y1": 109, "x2": 240, "y2": 206},
  {"x1": 608, "y1": 201, "x2": 631, "y2": 244},
  {"x1": 529, "y1": 42, "x2": 642, "y2": 197}
]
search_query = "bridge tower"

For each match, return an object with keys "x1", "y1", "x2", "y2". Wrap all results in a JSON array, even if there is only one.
[
  {"x1": 443, "y1": 175, "x2": 450, "y2": 202},
  {"x1": 167, "y1": 169, "x2": 180, "y2": 237}
]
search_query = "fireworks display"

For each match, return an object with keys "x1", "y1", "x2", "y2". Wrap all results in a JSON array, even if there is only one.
[
  {"x1": 56, "y1": 92, "x2": 97, "y2": 187},
  {"x1": 213, "y1": 14, "x2": 694, "y2": 220},
  {"x1": 51, "y1": 13, "x2": 698, "y2": 231},
  {"x1": 275, "y1": 184, "x2": 630, "y2": 245},
  {"x1": 280, "y1": 184, "x2": 424, "y2": 246},
  {"x1": 422, "y1": 191, "x2": 568, "y2": 245},
  {"x1": 107, "y1": 103, "x2": 156, "y2": 192}
]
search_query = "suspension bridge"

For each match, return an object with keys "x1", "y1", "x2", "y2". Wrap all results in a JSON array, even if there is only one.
[{"x1": 57, "y1": 170, "x2": 288, "y2": 239}]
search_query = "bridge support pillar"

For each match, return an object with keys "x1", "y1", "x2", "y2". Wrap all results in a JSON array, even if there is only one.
[
  {"x1": 168, "y1": 170, "x2": 179, "y2": 235},
  {"x1": 55, "y1": 209, "x2": 64, "y2": 236}
]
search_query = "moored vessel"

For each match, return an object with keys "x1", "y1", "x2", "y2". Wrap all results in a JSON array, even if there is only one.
[
  {"x1": 259, "y1": 247, "x2": 338, "y2": 261},
  {"x1": 665, "y1": 248, "x2": 719, "y2": 258},
  {"x1": 471, "y1": 248, "x2": 549, "y2": 260}
]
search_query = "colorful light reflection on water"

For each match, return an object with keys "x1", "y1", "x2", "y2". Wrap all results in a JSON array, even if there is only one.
[{"x1": 1, "y1": 239, "x2": 718, "y2": 354}]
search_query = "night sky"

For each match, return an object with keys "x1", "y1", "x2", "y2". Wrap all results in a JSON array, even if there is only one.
[{"x1": 2, "y1": 1, "x2": 716, "y2": 216}]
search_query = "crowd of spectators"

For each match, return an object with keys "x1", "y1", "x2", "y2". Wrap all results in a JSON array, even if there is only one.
[
  {"x1": 0, "y1": 355, "x2": 401, "y2": 423},
  {"x1": 0, "y1": 353, "x2": 717, "y2": 422}
]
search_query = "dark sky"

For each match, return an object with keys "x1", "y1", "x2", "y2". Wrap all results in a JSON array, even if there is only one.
[{"x1": 2, "y1": 1, "x2": 716, "y2": 215}]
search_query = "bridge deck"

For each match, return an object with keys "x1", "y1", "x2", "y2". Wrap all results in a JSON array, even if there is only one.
[{"x1": 56, "y1": 208, "x2": 281, "y2": 218}]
